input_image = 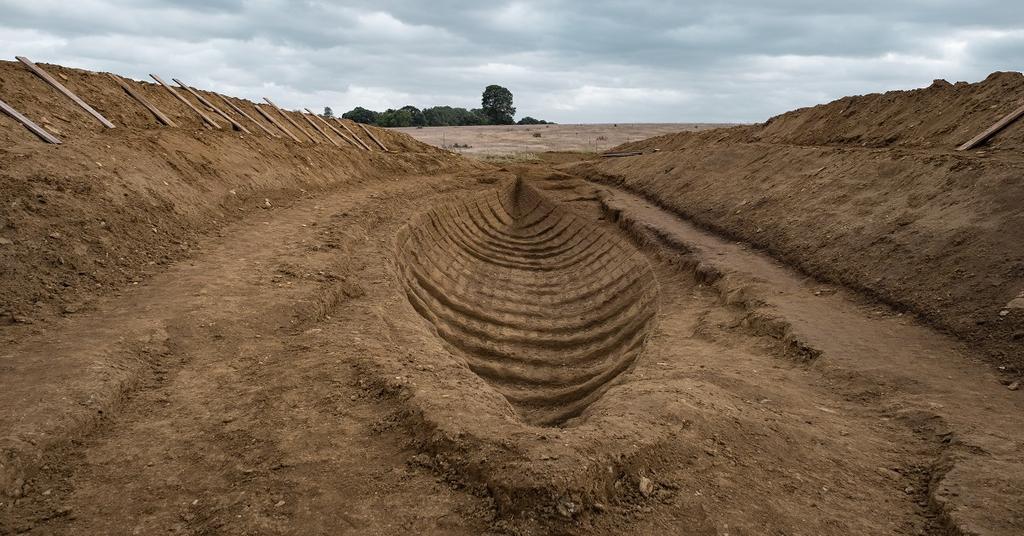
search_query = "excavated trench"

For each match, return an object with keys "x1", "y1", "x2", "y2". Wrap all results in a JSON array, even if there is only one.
[{"x1": 396, "y1": 178, "x2": 660, "y2": 425}]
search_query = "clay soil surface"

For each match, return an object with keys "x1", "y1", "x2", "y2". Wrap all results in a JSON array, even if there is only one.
[
  {"x1": 2, "y1": 62, "x2": 1023, "y2": 536},
  {"x1": 392, "y1": 123, "x2": 730, "y2": 157}
]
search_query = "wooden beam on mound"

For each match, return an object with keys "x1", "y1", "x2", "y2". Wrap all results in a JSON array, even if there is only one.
[
  {"x1": 151, "y1": 74, "x2": 220, "y2": 129},
  {"x1": 299, "y1": 111, "x2": 339, "y2": 146},
  {"x1": 219, "y1": 95, "x2": 278, "y2": 137},
  {"x1": 359, "y1": 123, "x2": 389, "y2": 152},
  {"x1": 601, "y1": 151, "x2": 644, "y2": 158},
  {"x1": 0, "y1": 97, "x2": 61, "y2": 144},
  {"x1": 302, "y1": 108, "x2": 345, "y2": 145},
  {"x1": 306, "y1": 110, "x2": 359, "y2": 148},
  {"x1": 263, "y1": 98, "x2": 316, "y2": 143},
  {"x1": 173, "y1": 78, "x2": 250, "y2": 134},
  {"x1": 108, "y1": 73, "x2": 176, "y2": 127},
  {"x1": 17, "y1": 56, "x2": 114, "y2": 128},
  {"x1": 253, "y1": 104, "x2": 300, "y2": 142},
  {"x1": 335, "y1": 118, "x2": 372, "y2": 150},
  {"x1": 957, "y1": 101, "x2": 1024, "y2": 151}
]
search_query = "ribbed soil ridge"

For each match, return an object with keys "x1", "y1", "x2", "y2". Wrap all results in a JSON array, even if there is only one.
[{"x1": 396, "y1": 177, "x2": 659, "y2": 426}]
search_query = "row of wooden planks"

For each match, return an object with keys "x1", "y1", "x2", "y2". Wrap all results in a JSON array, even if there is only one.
[{"x1": 0, "y1": 56, "x2": 389, "y2": 152}]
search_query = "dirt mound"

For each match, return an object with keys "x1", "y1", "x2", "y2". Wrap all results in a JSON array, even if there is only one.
[
  {"x1": 5, "y1": 61, "x2": 1024, "y2": 535},
  {"x1": 0, "y1": 59, "x2": 476, "y2": 324},
  {"x1": 0, "y1": 60, "x2": 416, "y2": 150},
  {"x1": 396, "y1": 177, "x2": 658, "y2": 425},
  {"x1": 621, "y1": 71, "x2": 1024, "y2": 152},
  {"x1": 577, "y1": 72, "x2": 1024, "y2": 371}
]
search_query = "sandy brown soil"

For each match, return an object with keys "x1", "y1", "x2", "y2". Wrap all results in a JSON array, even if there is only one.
[
  {"x1": 0, "y1": 59, "x2": 445, "y2": 324},
  {"x1": 577, "y1": 73, "x2": 1024, "y2": 373},
  {"x1": 2, "y1": 61, "x2": 1023, "y2": 535},
  {"x1": 391, "y1": 123, "x2": 729, "y2": 156}
]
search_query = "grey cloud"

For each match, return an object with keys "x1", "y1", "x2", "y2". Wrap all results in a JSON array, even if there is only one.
[{"x1": 0, "y1": 0, "x2": 1022, "y2": 123}]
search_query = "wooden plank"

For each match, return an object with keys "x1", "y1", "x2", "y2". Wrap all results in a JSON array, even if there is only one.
[
  {"x1": 17, "y1": 56, "x2": 114, "y2": 128},
  {"x1": 219, "y1": 95, "x2": 278, "y2": 137},
  {"x1": 957, "y1": 101, "x2": 1024, "y2": 150},
  {"x1": 107, "y1": 73, "x2": 176, "y2": 127},
  {"x1": 306, "y1": 110, "x2": 359, "y2": 148},
  {"x1": 263, "y1": 98, "x2": 316, "y2": 143},
  {"x1": 359, "y1": 123, "x2": 389, "y2": 152},
  {"x1": 601, "y1": 151, "x2": 644, "y2": 158},
  {"x1": 0, "y1": 97, "x2": 61, "y2": 144},
  {"x1": 173, "y1": 78, "x2": 250, "y2": 134},
  {"x1": 300, "y1": 109, "x2": 340, "y2": 146},
  {"x1": 253, "y1": 104, "x2": 300, "y2": 142},
  {"x1": 335, "y1": 118, "x2": 372, "y2": 150},
  {"x1": 150, "y1": 74, "x2": 220, "y2": 129}
]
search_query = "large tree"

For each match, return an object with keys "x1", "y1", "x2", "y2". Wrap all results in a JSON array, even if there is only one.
[
  {"x1": 481, "y1": 85, "x2": 515, "y2": 125},
  {"x1": 517, "y1": 116, "x2": 549, "y2": 125},
  {"x1": 423, "y1": 106, "x2": 488, "y2": 126},
  {"x1": 399, "y1": 105, "x2": 427, "y2": 127},
  {"x1": 341, "y1": 106, "x2": 378, "y2": 124},
  {"x1": 375, "y1": 108, "x2": 413, "y2": 127}
]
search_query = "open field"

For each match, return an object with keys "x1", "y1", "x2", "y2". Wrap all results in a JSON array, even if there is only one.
[
  {"x1": 391, "y1": 122, "x2": 732, "y2": 156},
  {"x1": 1, "y1": 61, "x2": 1023, "y2": 535}
]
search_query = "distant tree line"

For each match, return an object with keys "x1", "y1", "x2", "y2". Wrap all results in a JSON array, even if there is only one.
[{"x1": 338, "y1": 85, "x2": 553, "y2": 127}]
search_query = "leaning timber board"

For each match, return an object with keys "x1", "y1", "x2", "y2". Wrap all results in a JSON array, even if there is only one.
[
  {"x1": 108, "y1": 73, "x2": 176, "y2": 127},
  {"x1": 957, "y1": 101, "x2": 1024, "y2": 150},
  {"x1": 253, "y1": 104, "x2": 300, "y2": 142},
  {"x1": 359, "y1": 123, "x2": 389, "y2": 151},
  {"x1": 17, "y1": 56, "x2": 114, "y2": 128},
  {"x1": 220, "y1": 95, "x2": 277, "y2": 137},
  {"x1": 150, "y1": 74, "x2": 220, "y2": 129},
  {"x1": 0, "y1": 97, "x2": 62, "y2": 144},
  {"x1": 263, "y1": 98, "x2": 316, "y2": 143},
  {"x1": 335, "y1": 119, "x2": 372, "y2": 150},
  {"x1": 307, "y1": 110, "x2": 358, "y2": 148},
  {"x1": 174, "y1": 79, "x2": 250, "y2": 134}
]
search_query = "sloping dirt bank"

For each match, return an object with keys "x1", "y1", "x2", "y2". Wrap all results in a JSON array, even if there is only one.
[
  {"x1": 574, "y1": 73, "x2": 1024, "y2": 372},
  {"x1": 0, "y1": 59, "x2": 460, "y2": 324},
  {"x1": 0, "y1": 59, "x2": 486, "y2": 529},
  {"x1": 1, "y1": 173, "x2": 501, "y2": 535},
  {"x1": 592, "y1": 185, "x2": 1024, "y2": 535},
  {"x1": 621, "y1": 71, "x2": 1024, "y2": 151}
]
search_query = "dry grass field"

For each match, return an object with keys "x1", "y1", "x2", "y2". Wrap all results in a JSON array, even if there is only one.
[{"x1": 391, "y1": 122, "x2": 733, "y2": 157}]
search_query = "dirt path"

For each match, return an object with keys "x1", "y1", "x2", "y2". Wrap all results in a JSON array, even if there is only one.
[
  {"x1": 589, "y1": 182, "x2": 1024, "y2": 534},
  {"x1": 1, "y1": 174, "x2": 495, "y2": 535},
  {"x1": 2, "y1": 162, "x2": 1021, "y2": 535}
]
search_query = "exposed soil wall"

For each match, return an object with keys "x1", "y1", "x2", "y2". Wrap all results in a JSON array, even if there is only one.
[
  {"x1": 577, "y1": 72, "x2": 1024, "y2": 370},
  {"x1": 0, "y1": 60, "x2": 481, "y2": 323}
]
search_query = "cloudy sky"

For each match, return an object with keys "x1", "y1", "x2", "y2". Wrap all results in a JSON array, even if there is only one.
[{"x1": 1, "y1": 1, "x2": 1022, "y2": 123}]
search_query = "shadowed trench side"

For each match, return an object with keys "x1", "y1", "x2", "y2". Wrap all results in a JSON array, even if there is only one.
[{"x1": 395, "y1": 177, "x2": 660, "y2": 425}]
